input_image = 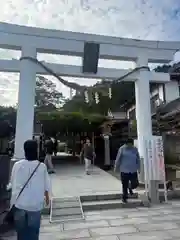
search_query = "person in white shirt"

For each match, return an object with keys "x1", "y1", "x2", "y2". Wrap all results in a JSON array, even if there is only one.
[{"x1": 10, "y1": 139, "x2": 51, "y2": 240}]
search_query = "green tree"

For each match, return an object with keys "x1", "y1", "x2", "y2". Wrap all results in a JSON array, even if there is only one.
[
  {"x1": 0, "y1": 76, "x2": 65, "y2": 132},
  {"x1": 63, "y1": 81, "x2": 135, "y2": 114},
  {"x1": 35, "y1": 76, "x2": 65, "y2": 111},
  {"x1": 37, "y1": 111, "x2": 107, "y2": 136}
]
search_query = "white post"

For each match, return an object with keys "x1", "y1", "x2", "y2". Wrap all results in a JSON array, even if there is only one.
[
  {"x1": 104, "y1": 135, "x2": 110, "y2": 166},
  {"x1": 13, "y1": 46, "x2": 37, "y2": 160},
  {"x1": 70, "y1": 88, "x2": 73, "y2": 99},
  {"x1": 135, "y1": 56, "x2": 152, "y2": 183}
]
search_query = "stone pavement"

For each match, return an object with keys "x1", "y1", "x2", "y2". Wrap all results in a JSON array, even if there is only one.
[
  {"x1": 2, "y1": 164, "x2": 180, "y2": 239},
  {"x1": 39, "y1": 201, "x2": 180, "y2": 239},
  {"x1": 3, "y1": 202, "x2": 180, "y2": 239},
  {"x1": 40, "y1": 165, "x2": 180, "y2": 239},
  {"x1": 49, "y1": 164, "x2": 123, "y2": 198}
]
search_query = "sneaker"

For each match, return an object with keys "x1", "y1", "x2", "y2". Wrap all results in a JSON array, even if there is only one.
[
  {"x1": 122, "y1": 198, "x2": 128, "y2": 204},
  {"x1": 129, "y1": 189, "x2": 134, "y2": 196}
]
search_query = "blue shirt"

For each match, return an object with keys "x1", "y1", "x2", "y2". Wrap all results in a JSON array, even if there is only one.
[{"x1": 115, "y1": 144, "x2": 140, "y2": 173}]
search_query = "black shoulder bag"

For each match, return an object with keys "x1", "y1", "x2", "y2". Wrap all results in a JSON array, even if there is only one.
[{"x1": 2, "y1": 161, "x2": 41, "y2": 228}]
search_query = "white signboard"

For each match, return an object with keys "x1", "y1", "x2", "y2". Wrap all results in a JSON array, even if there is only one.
[
  {"x1": 145, "y1": 136, "x2": 165, "y2": 181},
  {"x1": 153, "y1": 136, "x2": 166, "y2": 181}
]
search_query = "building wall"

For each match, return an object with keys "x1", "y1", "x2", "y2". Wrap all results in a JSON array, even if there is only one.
[
  {"x1": 127, "y1": 81, "x2": 180, "y2": 120},
  {"x1": 164, "y1": 135, "x2": 180, "y2": 163},
  {"x1": 160, "y1": 81, "x2": 180, "y2": 103}
]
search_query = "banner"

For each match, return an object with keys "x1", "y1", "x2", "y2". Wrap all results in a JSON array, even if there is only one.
[
  {"x1": 145, "y1": 136, "x2": 165, "y2": 181},
  {"x1": 153, "y1": 136, "x2": 166, "y2": 181}
]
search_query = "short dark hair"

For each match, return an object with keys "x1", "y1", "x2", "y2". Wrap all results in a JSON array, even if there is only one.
[
  {"x1": 126, "y1": 138, "x2": 134, "y2": 144},
  {"x1": 24, "y1": 140, "x2": 38, "y2": 161}
]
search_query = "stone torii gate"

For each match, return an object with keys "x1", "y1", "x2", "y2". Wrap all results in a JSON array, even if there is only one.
[{"x1": 0, "y1": 22, "x2": 179, "y2": 176}]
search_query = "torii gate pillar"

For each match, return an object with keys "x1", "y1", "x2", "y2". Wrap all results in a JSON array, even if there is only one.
[
  {"x1": 13, "y1": 46, "x2": 37, "y2": 160},
  {"x1": 135, "y1": 56, "x2": 153, "y2": 182}
]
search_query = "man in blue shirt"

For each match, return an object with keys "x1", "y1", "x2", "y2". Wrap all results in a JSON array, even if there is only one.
[{"x1": 114, "y1": 138, "x2": 140, "y2": 203}]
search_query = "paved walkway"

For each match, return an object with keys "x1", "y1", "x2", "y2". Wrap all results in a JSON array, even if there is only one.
[
  {"x1": 2, "y1": 164, "x2": 180, "y2": 239},
  {"x1": 50, "y1": 164, "x2": 122, "y2": 198},
  {"x1": 40, "y1": 164, "x2": 180, "y2": 239},
  {"x1": 4, "y1": 202, "x2": 180, "y2": 239},
  {"x1": 39, "y1": 202, "x2": 180, "y2": 239}
]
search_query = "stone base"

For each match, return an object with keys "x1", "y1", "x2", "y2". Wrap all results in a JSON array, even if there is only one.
[
  {"x1": 139, "y1": 181, "x2": 173, "y2": 191},
  {"x1": 148, "y1": 180, "x2": 160, "y2": 204}
]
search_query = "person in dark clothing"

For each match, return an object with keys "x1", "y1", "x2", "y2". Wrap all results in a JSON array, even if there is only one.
[
  {"x1": 80, "y1": 138, "x2": 96, "y2": 175},
  {"x1": 44, "y1": 138, "x2": 55, "y2": 174},
  {"x1": 53, "y1": 138, "x2": 58, "y2": 156},
  {"x1": 114, "y1": 138, "x2": 140, "y2": 203}
]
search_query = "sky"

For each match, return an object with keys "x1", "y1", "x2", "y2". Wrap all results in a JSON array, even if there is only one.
[{"x1": 0, "y1": 0, "x2": 180, "y2": 106}]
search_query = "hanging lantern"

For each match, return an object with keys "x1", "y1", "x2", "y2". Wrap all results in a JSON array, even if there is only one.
[
  {"x1": 95, "y1": 92, "x2": 99, "y2": 104},
  {"x1": 108, "y1": 87, "x2": 112, "y2": 99},
  {"x1": 108, "y1": 109, "x2": 113, "y2": 118},
  {"x1": 84, "y1": 90, "x2": 89, "y2": 103}
]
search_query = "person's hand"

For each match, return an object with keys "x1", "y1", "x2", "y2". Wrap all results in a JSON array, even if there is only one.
[
  {"x1": 6, "y1": 183, "x2": 12, "y2": 191},
  {"x1": 44, "y1": 191, "x2": 50, "y2": 206},
  {"x1": 45, "y1": 196, "x2": 50, "y2": 206}
]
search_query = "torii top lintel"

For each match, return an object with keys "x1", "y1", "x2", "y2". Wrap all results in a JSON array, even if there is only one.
[{"x1": 0, "y1": 22, "x2": 179, "y2": 63}]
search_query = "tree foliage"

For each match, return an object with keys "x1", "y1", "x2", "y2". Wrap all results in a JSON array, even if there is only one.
[
  {"x1": 0, "y1": 106, "x2": 16, "y2": 137},
  {"x1": 0, "y1": 76, "x2": 65, "y2": 135},
  {"x1": 63, "y1": 82, "x2": 135, "y2": 114},
  {"x1": 37, "y1": 111, "x2": 107, "y2": 136},
  {"x1": 35, "y1": 76, "x2": 65, "y2": 110}
]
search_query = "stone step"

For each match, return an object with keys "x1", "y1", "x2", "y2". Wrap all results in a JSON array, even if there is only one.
[
  {"x1": 82, "y1": 198, "x2": 144, "y2": 211},
  {"x1": 50, "y1": 197, "x2": 84, "y2": 223},
  {"x1": 52, "y1": 207, "x2": 82, "y2": 217},
  {"x1": 50, "y1": 214, "x2": 83, "y2": 222},
  {"x1": 80, "y1": 193, "x2": 138, "y2": 202}
]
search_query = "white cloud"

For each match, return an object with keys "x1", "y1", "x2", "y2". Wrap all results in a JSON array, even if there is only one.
[{"x1": 0, "y1": 0, "x2": 180, "y2": 105}]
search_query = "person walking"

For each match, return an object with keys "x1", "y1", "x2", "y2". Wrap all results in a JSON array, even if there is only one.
[
  {"x1": 80, "y1": 138, "x2": 96, "y2": 175},
  {"x1": 9, "y1": 139, "x2": 51, "y2": 240},
  {"x1": 53, "y1": 137, "x2": 58, "y2": 156},
  {"x1": 114, "y1": 138, "x2": 140, "y2": 203},
  {"x1": 44, "y1": 137, "x2": 55, "y2": 174}
]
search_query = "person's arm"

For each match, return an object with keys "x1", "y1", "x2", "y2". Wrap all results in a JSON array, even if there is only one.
[
  {"x1": 114, "y1": 147, "x2": 122, "y2": 171},
  {"x1": 80, "y1": 145, "x2": 84, "y2": 158},
  {"x1": 7, "y1": 163, "x2": 18, "y2": 207},
  {"x1": 7, "y1": 163, "x2": 16, "y2": 190},
  {"x1": 44, "y1": 165, "x2": 51, "y2": 206}
]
